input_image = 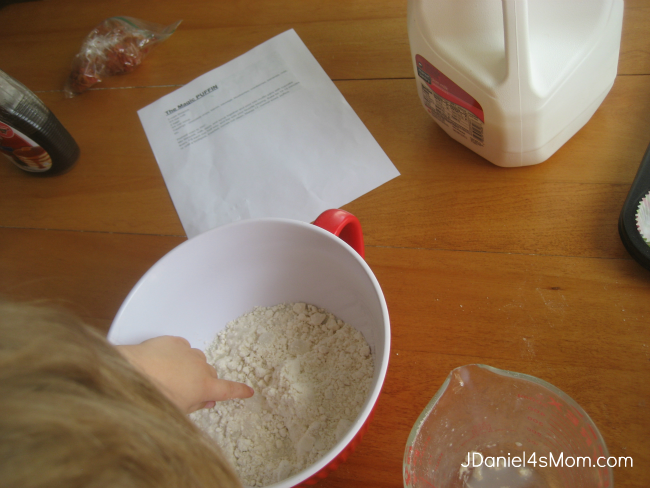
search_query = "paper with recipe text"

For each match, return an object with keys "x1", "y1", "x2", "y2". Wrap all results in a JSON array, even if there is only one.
[{"x1": 138, "y1": 29, "x2": 399, "y2": 238}]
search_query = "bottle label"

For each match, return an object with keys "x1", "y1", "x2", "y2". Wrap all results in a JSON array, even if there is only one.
[
  {"x1": 0, "y1": 121, "x2": 53, "y2": 172},
  {"x1": 415, "y1": 54, "x2": 484, "y2": 147}
]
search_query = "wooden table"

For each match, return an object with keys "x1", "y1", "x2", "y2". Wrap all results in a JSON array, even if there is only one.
[{"x1": 1, "y1": 1, "x2": 649, "y2": 486}]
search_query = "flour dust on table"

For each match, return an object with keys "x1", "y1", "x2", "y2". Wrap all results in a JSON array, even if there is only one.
[{"x1": 190, "y1": 302, "x2": 374, "y2": 487}]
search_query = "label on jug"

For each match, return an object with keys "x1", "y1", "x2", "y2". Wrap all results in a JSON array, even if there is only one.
[
  {"x1": 0, "y1": 121, "x2": 53, "y2": 172},
  {"x1": 415, "y1": 54, "x2": 484, "y2": 147}
]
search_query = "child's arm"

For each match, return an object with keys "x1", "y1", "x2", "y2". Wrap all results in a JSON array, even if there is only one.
[{"x1": 117, "y1": 336, "x2": 254, "y2": 414}]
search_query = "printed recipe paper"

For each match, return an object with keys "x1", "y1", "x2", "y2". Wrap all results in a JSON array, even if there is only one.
[{"x1": 138, "y1": 29, "x2": 399, "y2": 238}]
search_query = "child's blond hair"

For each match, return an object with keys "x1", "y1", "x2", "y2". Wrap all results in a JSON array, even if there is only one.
[{"x1": 0, "y1": 301, "x2": 242, "y2": 488}]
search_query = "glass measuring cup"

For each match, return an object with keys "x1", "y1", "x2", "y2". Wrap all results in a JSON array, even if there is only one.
[{"x1": 404, "y1": 364, "x2": 613, "y2": 488}]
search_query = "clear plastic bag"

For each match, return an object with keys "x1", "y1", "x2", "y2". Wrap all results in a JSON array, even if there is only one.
[{"x1": 64, "y1": 16, "x2": 181, "y2": 98}]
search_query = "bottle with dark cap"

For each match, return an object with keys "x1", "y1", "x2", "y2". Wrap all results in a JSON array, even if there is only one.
[{"x1": 0, "y1": 69, "x2": 79, "y2": 176}]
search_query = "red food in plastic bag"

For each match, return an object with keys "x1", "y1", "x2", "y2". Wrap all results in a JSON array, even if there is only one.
[{"x1": 65, "y1": 16, "x2": 181, "y2": 97}]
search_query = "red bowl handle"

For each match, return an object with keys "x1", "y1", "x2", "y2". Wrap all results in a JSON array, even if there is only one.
[{"x1": 313, "y1": 209, "x2": 365, "y2": 259}]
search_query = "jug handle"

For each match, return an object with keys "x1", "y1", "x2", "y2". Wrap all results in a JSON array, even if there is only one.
[{"x1": 313, "y1": 209, "x2": 365, "y2": 259}]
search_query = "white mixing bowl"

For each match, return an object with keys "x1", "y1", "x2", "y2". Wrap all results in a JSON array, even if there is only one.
[{"x1": 108, "y1": 210, "x2": 390, "y2": 487}]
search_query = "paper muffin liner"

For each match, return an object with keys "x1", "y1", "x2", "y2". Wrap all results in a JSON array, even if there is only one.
[{"x1": 636, "y1": 191, "x2": 650, "y2": 246}]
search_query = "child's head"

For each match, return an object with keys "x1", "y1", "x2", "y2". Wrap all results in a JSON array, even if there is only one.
[{"x1": 0, "y1": 301, "x2": 241, "y2": 488}]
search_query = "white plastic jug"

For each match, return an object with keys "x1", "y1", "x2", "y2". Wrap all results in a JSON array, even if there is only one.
[{"x1": 407, "y1": 0, "x2": 624, "y2": 167}]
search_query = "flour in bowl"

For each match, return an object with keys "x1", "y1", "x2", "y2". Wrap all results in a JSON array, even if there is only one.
[{"x1": 190, "y1": 302, "x2": 374, "y2": 487}]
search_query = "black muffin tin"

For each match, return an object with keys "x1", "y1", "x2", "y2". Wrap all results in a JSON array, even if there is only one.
[{"x1": 619, "y1": 142, "x2": 650, "y2": 271}]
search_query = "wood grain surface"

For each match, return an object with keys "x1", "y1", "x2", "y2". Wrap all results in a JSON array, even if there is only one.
[{"x1": 1, "y1": 1, "x2": 648, "y2": 487}]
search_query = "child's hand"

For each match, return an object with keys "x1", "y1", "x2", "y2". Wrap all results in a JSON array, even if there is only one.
[{"x1": 117, "y1": 336, "x2": 254, "y2": 414}]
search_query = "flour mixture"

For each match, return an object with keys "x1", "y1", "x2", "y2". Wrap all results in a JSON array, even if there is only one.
[{"x1": 190, "y1": 302, "x2": 374, "y2": 487}]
